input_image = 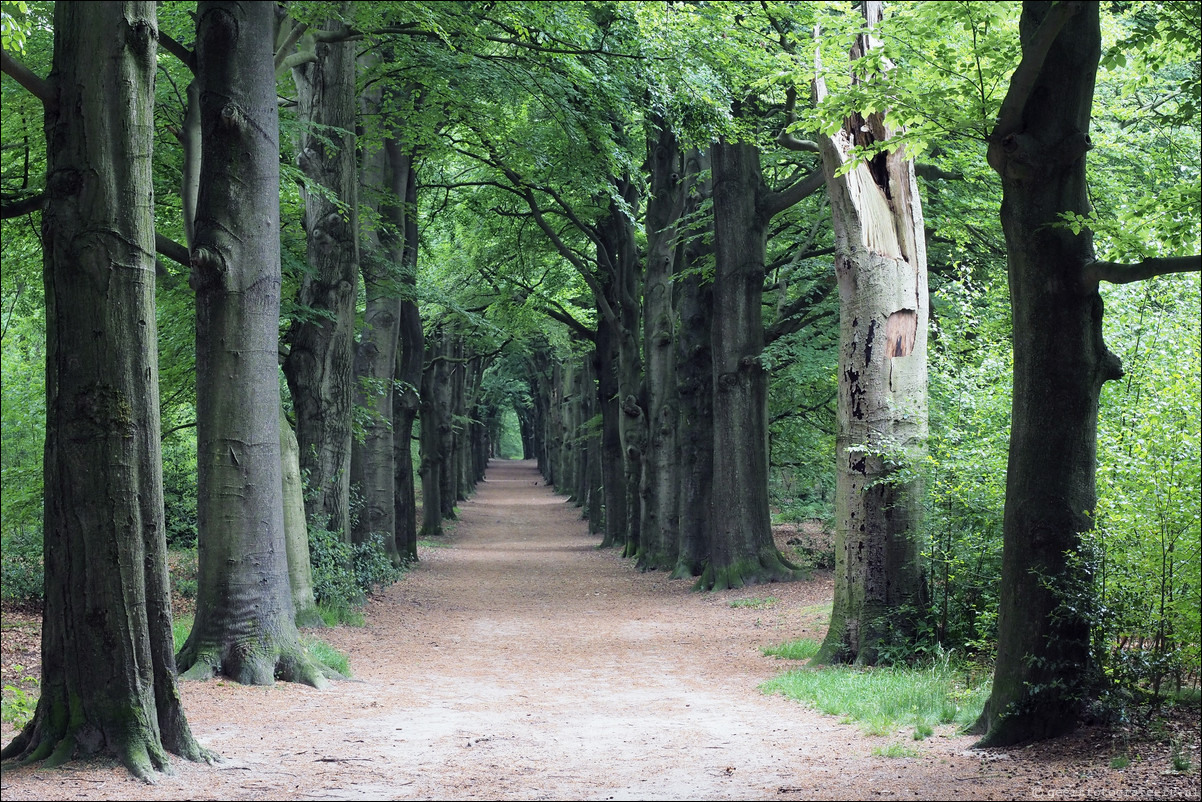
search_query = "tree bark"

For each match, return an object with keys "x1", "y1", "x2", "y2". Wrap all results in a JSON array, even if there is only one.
[
  {"x1": 704, "y1": 140, "x2": 803, "y2": 590},
  {"x1": 178, "y1": 0, "x2": 326, "y2": 688},
  {"x1": 391, "y1": 149, "x2": 423, "y2": 564},
  {"x1": 672, "y1": 148, "x2": 714, "y2": 580},
  {"x1": 2, "y1": 1, "x2": 208, "y2": 778},
  {"x1": 282, "y1": 411, "x2": 323, "y2": 627},
  {"x1": 638, "y1": 113, "x2": 685, "y2": 572},
  {"x1": 973, "y1": 1, "x2": 1120, "y2": 746},
  {"x1": 282, "y1": 14, "x2": 359, "y2": 543},
  {"x1": 350, "y1": 71, "x2": 403, "y2": 564},
  {"x1": 814, "y1": 0, "x2": 930, "y2": 666}
]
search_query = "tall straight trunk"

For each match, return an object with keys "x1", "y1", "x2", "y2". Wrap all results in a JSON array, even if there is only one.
[
  {"x1": 814, "y1": 0, "x2": 929, "y2": 666},
  {"x1": 595, "y1": 314, "x2": 627, "y2": 549},
  {"x1": 349, "y1": 67, "x2": 402, "y2": 564},
  {"x1": 282, "y1": 17, "x2": 359, "y2": 541},
  {"x1": 391, "y1": 145, "x2": 422, "y2": 563},
  {"x1": 2, "y1": 2, "x2": 206, "y2": 778},
  {"x1": 597, "y1": 185, "x2": 645, "y2": 558},
  {"x1": 178, "y1": 0, "x2": 325, "y2": 688},
  {"x1": 973, "y1": 1, "x2": 1120, "y2": 746},
  {"x1": 419, "y1": 328, "x2": 452, "y2": 537},
  {"x1": 582, "y1": 355, "x2": 604, "y2": 534},
  {"x1": 705, "y1": 141, "x2": 802, "y2": 590},
  {"x1": 638, "y1": 114, "x2": 686, "y2": 571},
  {"x1": 672, "y1": 148, "x2": 714, "y2": 579}
]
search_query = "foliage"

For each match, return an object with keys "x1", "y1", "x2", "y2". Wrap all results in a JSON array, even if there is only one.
[
  {"x1": 0, "y1": 523, "x2": 42, "y2": 603},
  {"x1": 170, "y1": 548, "x2": 198, "y2": 602},
  {"x1": 307, "y1": 515, "x2": 404, "y2": 615},
  {"x1": 920, "y1": 267, "x2": 1011, "y2": 655},
  {"x1": 0, "y1": 663, "x2": 37, "y2": 730},
  {"x1": 301, "y1": 636, "x2": 350, "y2": 677}
]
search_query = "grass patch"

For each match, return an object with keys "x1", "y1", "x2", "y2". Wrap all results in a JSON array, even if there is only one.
[
  {"x1": 318, "y1": 602, "x2": 365, "y2": 627},
  {"x1": 172, "y1": 614, "x2": 194, "y2": 653},
  {"x1": 730, "y1": 596, "x2": 780, "y2": 609},
  {"x1": 760, "y1": 656, "x2": 991, "y2": 737},
  {"x1": 303, "y1": 636, "x2": 350, "y2": 677},
  {"x1": 1110, "y1": 755, "x2": 1130, "y2": 769},
  {"x1": 873, "y1": 743, "x2": 921, "y2": 758},
  {"x1": 762, "y1": 638, "x2": 822, "y2": 661}
]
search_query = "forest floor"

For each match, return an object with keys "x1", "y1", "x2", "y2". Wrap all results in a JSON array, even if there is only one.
[{"x1": 1, "y1": 458, "x2": 1199, "y2": 801}]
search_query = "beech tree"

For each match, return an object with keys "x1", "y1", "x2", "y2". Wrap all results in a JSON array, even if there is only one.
[
  {"x1": 0, "y1": 0, "x2": 207, "y2": 778},
  {"x1": 281, "y1": 10, "x2": 360, "y2": 545},
  {"x1": 972, "y1": 0, "x2": 1201, "y2": 745},
  {"x1": 176, "y1": 0, "x2": 326, "y2": 687}
]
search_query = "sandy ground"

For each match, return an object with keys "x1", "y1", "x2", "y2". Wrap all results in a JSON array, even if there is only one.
[{"x1": 1, "y1": 458, "x2": 1199, "y2": 800}]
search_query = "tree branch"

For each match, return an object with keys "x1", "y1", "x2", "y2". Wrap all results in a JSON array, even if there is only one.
[
  {"x1": 0, "y1": 191, "x2": 45, "y2": 219},
  {"x1": 1, "y1": 48, "x2": 55, "y2": 110},
  {"x1": 155, "y1": 233, "x2": 191, "y2": 268},
  {"x1": 1083, "y1": 255, "x2": 1201, "y2": 287},
  {"x1": 760, "y1": 167, "x2": 825, "y2": 220},
  {"x1": 158, "y1": 32, "x2": 196, "y2": 74}
]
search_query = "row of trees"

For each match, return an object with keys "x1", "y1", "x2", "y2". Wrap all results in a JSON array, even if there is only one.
[{"x1": 1, "y1": 0, "x2": 1198, "y2": 777}]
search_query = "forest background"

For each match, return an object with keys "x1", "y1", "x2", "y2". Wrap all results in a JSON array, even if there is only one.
[{"x1": 0, "y1": 0, "x2": 1199, "y2": 781}]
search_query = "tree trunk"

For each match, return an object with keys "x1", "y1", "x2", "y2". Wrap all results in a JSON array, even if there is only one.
[
  {"x1": 704, "y1": 141, "x2": 801, "y2": 590},
  {"x1": 349, "y1": 65, "x2": 401, "y2": 564},
  {"x1": 178, "y1": 0, "x2": 325, "y2": 688},
  {"x1": 638, "y1": 113, "x2": 685, "y2": 572},
  {"x1": 391, "y1": 143, "x2": 422, "y2": 564},
  {"x1": 1, "y1": 1, "x2": 207, "y2": 778},
  {"x1": 672, "y1": 148, "x2": 714, "y2": 580},
  {"x1": 973, "y1": 1, "x2": 1119, "y2": 746},
  {"x1": 282, "y1": 16, "x2": 359, "y2": 543},
  {"x1": 282, "y1": 411, "x2": 323, "y2": 627},
  {"x1": 419, "y1": 328, "x2": 450, "y2": 538},
  {"x1": 814, "y1": 0, "x2": 930, "y2": 666},
  {"x1": 595, "y1": 314, "x2": 627, "y2": 549}
]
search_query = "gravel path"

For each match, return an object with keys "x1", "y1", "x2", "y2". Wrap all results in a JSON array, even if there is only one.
[{"x1": 2, "y1": 459, "x2": 1198, "y2": 800}]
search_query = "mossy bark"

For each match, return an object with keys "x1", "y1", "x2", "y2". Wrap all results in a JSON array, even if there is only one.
[{"x1": 1, "y1": 1, "x2": 207, "y2": 779}]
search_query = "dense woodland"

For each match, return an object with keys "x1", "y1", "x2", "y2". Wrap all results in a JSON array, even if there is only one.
[{"x1": 0, "y1": 0, "x2": 1198, "y2": 780}]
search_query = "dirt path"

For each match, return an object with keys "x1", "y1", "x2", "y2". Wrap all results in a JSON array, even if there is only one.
[{"x1": 2, "y1": 459, "x2": 1199, "y2": 800}]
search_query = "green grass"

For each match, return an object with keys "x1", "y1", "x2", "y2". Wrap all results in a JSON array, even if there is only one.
[
  {"x1": 760, "y1": 657, "x2": 991, "y2": 738},
  {"x1": 303, "y1": 636, "x2": 350, "y2": 677},
  {"x1": 173, "y1": 614, "x2": 193, "y2": 652},
  {"x1": 762, "y1": 637, "x2": 822, "y2": 661},
  {"x1": 729, "y1": 595, "x2": 780, "y2": 609},
  {"x1": 1110, "y1": 755, "x2": 1131, "y2": 769},
  {"x1": 872, "y1": 743, "x2": 921, "y2": 758},
  {"x1": 318, "y1": 602, "x2": 366, "y2": 627}
]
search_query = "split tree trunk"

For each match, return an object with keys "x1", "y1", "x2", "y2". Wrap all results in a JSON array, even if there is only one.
[
  {"x1": 2, "y1": 1, "x2": 207, "y2": 778},
  {"x1": 814, "y1": 0, "x2": 930, "y2": 666}
]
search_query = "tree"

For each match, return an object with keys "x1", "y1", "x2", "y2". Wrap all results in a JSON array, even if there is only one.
[
  {"x1": 0, "y1": 0, "x2": 207, "y2": 778},
  {"x1": 176, "y1": 0, "x2": 326, "y2": 687},
  {"x1": 281, "y1": 9, "x2": 360, "y2": 546},
  {"x1": 973, "y1": 0, "x2": 1201, "y2": 746},
  {"x1": 813, "y1": 1, "x2": 929, "y2": 665}
]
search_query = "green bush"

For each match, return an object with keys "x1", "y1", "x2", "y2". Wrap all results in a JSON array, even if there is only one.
[
  {"x1": 0, "y1": 526, "x2": 43, "y2": 603},
  {"x1": 308, "y1": 519, "x2": 403, "y2": 611}
]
